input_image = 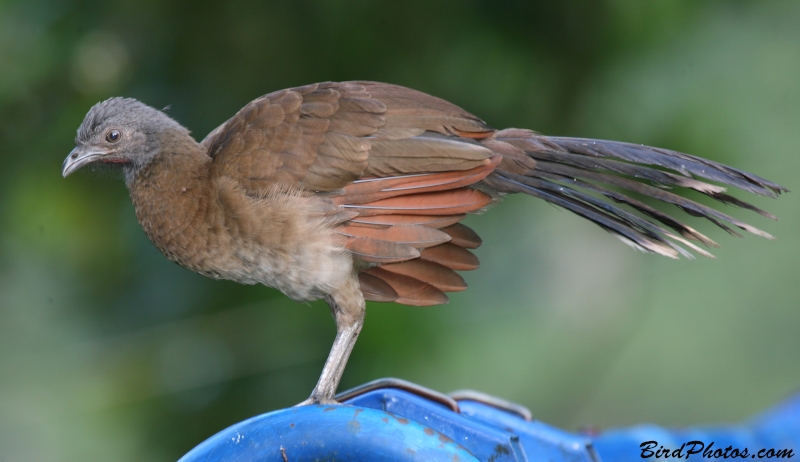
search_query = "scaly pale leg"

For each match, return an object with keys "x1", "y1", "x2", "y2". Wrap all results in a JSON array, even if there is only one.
[{"x1": 296, "y1": 282, "x2": 365, "y2": 406}]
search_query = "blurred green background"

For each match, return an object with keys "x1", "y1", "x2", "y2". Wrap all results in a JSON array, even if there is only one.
[{"x1": 1, "y1": 0, "x2": 799, "y2": 460}]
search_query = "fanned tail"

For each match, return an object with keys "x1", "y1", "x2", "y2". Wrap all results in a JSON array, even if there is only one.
[{"x1": 483, "y1": 129, "x2": 788, "y2": 259}]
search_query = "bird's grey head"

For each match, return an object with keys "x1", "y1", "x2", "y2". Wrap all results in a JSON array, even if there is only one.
[{"x1": 62, "y1": 97, "x2": 187, "y2": 180}]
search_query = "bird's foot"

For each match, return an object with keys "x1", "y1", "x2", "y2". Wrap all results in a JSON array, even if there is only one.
[{"x1": 294, "y1": 394, "x2": 340, "y2": 407}]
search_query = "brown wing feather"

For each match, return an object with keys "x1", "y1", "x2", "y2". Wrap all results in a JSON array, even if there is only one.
[
  {"x1": 350, "y1": 214, "x2": 466, "y2": 229},
  {"x1": 442, "y1": 223, "x2": 483, "y2": 249},
  {"x1": 343, "y1": 189, "x2": 493, "y2": 217},
  {"x1": 364, "y1": 267, "x2": 449, "y2": 306},
  {"x1": 346, "y1": 237, "x2": 420, "y2": 263},
  {"x1": 358, "y1": 272, "x2": 399, "y2": 302},
  {"x1": 420, "y1": 243, "x2": 481, "y2": 271},
  {"x1": 337, "y1": 224, "x2": 451, "y2": 249},
  {"x1": 379, "y1": 259, "x2": 467, "y2": 292}
]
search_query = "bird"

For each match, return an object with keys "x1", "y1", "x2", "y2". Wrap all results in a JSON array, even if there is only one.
[{"x1": 62, "y1": 81, "x2": 786, "y2": 405}]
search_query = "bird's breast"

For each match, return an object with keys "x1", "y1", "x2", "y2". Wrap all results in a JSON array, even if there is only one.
[{"x1": 130, "y1": 171, "x2": 353, "y2": 302}]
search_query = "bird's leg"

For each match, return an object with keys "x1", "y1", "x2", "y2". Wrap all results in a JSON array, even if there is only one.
[
  {"x1": 297, "y1": 280, "x2": 365, "y2": 406},
  {"x1": 300, "y1": 317, "x2": 361, "y2": 404}
]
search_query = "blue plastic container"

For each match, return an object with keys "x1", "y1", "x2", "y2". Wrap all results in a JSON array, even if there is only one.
[{"x1": 179, "y1": 378, "x2": 799, "y2": 461}]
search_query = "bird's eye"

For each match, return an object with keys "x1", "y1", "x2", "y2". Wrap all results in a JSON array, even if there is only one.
[{"x1": 106, "y1": 129, "x2": 121, "y2": 143}]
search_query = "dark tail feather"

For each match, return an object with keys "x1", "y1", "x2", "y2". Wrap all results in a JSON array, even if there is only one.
[
  {"x1": 532, "y1": 166, "x2": 719, "y2": 247},
  {"x1": 487, "y1": 130, "x2": 787, "y2": 258},
  {"x1": 532, "y1": 159, "x2": 770, "y2": 238},
  {"x1": 485, "y1": 173, "x2": 680, "y2": 258},
  {"x1": 543, "y1": 136, "x2": 788, "y2": 197}
]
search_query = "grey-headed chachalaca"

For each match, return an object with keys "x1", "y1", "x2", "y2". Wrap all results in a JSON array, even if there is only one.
[{"x1": 62, "y1": 82, "x2": 786, "y2": 405}]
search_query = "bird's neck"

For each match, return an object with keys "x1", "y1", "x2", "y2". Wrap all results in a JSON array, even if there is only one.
[
  {"x1": 126, "y1": 130, "x2": 212, "y2": 270},
  {"x1": 123, "y1": 127, "x2": 206, "y2": 187}
]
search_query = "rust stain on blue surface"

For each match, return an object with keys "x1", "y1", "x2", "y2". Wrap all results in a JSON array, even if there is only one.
[
  {"x1": 487, "y1": 443, "x2": 511, "y2": 462},
  {"x1": 347, "y1": 419, "x2": 361, "y2": 435}
]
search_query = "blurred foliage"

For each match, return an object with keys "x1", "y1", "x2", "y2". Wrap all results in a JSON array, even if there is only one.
[{"x1": 1, "y1": 0, "x2": 799, "y2": 460}]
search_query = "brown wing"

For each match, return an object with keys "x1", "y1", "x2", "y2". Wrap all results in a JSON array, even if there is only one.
[
  {"x1": 202, "y1": 81, "x2": 500, "y2": 307},
  {"x1": 202, "y1": 81, "x2": 495, "y2": 192}
]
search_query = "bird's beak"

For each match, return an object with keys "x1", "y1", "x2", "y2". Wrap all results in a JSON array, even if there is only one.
[{"x1": 62, "y1": 147, "x2": 106, "y2": 178}]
